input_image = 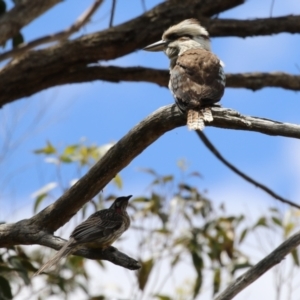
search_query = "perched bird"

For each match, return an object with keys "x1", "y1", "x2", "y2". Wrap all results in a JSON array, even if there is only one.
[
  {"x1": 34, "y1": 195, "x2": 132, "y2": 276},
  {"x1": 144, "y1": 19, "x2": 225, "y2": 130}
]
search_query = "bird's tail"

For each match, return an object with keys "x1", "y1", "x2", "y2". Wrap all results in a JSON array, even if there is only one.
[
  {"x1": 187, "y1": 108, "x2": 213, "y2": 131},
  {"x1": 33, "y1": 238, "x2": 76, "y2": 276}
]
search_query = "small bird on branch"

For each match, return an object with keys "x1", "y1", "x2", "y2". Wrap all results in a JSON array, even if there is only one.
[
  {"x1": 34, "y1": 195, "x2": 132, "y2": 276},
  {"x1": 144, "y1": 19, "x2": 225, "y2": 130}
]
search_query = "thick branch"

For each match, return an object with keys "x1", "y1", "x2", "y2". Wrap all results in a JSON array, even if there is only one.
[
  {"x1": 0, "y1": 0, "x2": 243, "y2": 107},
  {"x1": 1, "y1": 65, "x2": 299, "y2": 107},
  {"x1": 0, "y1": 0, "x2": 104, "y2": 63},
  {"x1": 226, "y1": 72, "x2": 300, "y2": 91},
  {"x1": 0, "y1": 222, "x2": 140, "y2": 270},
  {"x1": 27, "y1": 105, "x2": 300, "y2": 233},
  {"x1": 206, "y1": 15, "x2": 300, "y2": 37},
  {"x1": 215, "y1": 230, "x2": 300, "y2": 300},
  {"x1": 0, "y1": 0, "x2": 62, "y2": 45},
  {"x1": 61, "y1": 67, "x2": 300, "y2": 92},
  {"x1": 38, "y1": 236, "x2": 140, "y2": 270},
  {"x1": 1, "y1": 105, "x2": 300, "y2": 269}
]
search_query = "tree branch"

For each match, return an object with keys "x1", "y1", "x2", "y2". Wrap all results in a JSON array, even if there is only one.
[
  {"x1": 196, "y1": 131, "x2": 300, "y2": 209},
  {"x1": 0, "y1": 0, "x2": 104, "y2": 63},
  {"x1": 1, "y1": 64, "x2": 299, "y2": 107},
  {"x1": 0, "y1": 0, "x2": 62, "y2": 45},
  {"x1": 206, "y1": 15, "x2": 300, "y2": 37},
  {"x1": 0, "y1": 222, "x2": 140, "y2": 270},
  {"x1": 0, "y1": 0, "x2": 243, "y2": 107},
  {"x1": 0, "y1": 105, "x2": 299, "y2": 269},
  {"x1": 59, "y1": 66, "x2": 300, "y2": 92},
  {"x1": 1, "y1": 2, "x2": 298, "y2": 107},
  {"x1": 226, "y1": 72, "x2": 300, "y2": 91},
  {"x1": 29, "y1": 105, "x2": 300, "y2": 232},
  {"x1": 215, "y1": 230, "x2": 300, "y2": 300}
]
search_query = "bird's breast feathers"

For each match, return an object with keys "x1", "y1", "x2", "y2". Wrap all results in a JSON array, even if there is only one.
[{"x1": 169, "y1": 48, "x2": 225, "y2": 110}]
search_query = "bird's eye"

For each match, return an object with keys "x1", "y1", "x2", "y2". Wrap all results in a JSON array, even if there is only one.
[{"x1": 165, "y1": 33, "x2": 179, "y2": 41}]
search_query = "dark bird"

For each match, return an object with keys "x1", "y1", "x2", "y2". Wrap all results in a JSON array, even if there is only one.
[
  {"x1": 34, "y1": 195, "x2": 132, "y2": 275},
  {"x1": 144, "y1": 19, "x2": 225, "y2": 130}
]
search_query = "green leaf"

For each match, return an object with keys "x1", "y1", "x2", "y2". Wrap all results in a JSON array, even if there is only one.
[
  {"x1": 8, "y1": 256, "x2": 30, "y2": 285},
  {"x1": 132, "y1": 197, "x2": 150, "y2": 203},
  {"x1": 33, "y1": 193, "x2": 47, "y2": 213},
  {"x1": 239, "y1": 228, "x2": 248, "y2": 244},
  {"x1": 31, "y1": 183, "x2": 56, "y2": 209},
  {"x1": 162, "y1": 175, "x2": 173, "y2": 183},
  {"x1": 231, "y1": 262, "x2": 252, "y2": 275},
  {"x1": 154, "y1": 295, "x2": 172, "y2": 300},
  {"x1": 191, "y1": 251, "x2": 203, "y2": 274},
  {"x1": 137, "y1": 168, "x2": 157, "y2": 176},
  {"x1": 178, "y1": 183, "x2": 193, "y2": 192},
  {"x1": 18, "y1": 259, "x2": 36, "y2": 272},
  {"x1": 269, "y1": 207, "x2": 279, "y2": 213},
  {"x1": 155, "y1": 228, "x2": 171, "y2": 234},
  {"x1": 253, "y1": 217, "x2": 268, "y2": 229},
  {"x1": 0, "y1": 276, "x2": 12, "y2": 299},
  {"x1": 213, "y1": 268, "x2": 221, "y2": 295},
  {"x1": 137, "y1": 258, "x2": 154, "y2": 291},
  {"x1": 188, "y1": 171, "x2": 202, "y2": 178},
  {"x1": 193, "y1": 271, "x2": 203, "y2": 298},
  {"x1": 63, "y1": 144, "x2": 78, "y2": 155},
  {"x1": 77, "y1": 281, "x2": 89, "y2": 294},
  {"x1": 113, "y1": 174, "x2": 122, "y2": 189},
  {"x1": 12, "y1": 32, "x2": 24, "y2": 48},
  {"x1": 59, "y1": 154, "x2": 73, "y2": 163},
  {"x1": 171, "y1": 254, "x2": 181, "y2": 267},
  {"x1": 34, "y1": 141, "x2": 56, "y2": 155},
  {"x1": 291, "y1": 248, "x2": 300, "y2": 266},
  {"x1": 89, "y1": 296, "x2": 106, "y2": 300},
  {"x1": 284, "y1": 222, "x2": 295, "y2": 238},
  {"x1": 271, "y1": 217, "x2": 282, "y2": 227}
]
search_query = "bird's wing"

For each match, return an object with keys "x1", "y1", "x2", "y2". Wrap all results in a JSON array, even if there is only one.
[
  {"x1": 169, "y1": 49, "x2": 225, "y2": 111},
  {"x1": 70, "y1": 209, "x2": 123, "y2": 243}
]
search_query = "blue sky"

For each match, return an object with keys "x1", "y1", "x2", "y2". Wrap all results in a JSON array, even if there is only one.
[
  {"x1": 1, "y1": 0, "x2": 300, "y2": 219},
  {"x1": 1, "y1": 0, "x2": 300, "y2": 299}
]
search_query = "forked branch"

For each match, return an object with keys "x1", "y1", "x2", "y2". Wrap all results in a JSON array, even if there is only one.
[{"x1": 0, "y1": 105, "x2": 299, "y2": 270}]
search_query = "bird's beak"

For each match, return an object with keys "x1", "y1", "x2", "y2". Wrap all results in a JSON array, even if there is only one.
[
  {"x1": 143, "y1": 40, "x2": 166, "y2": 52},
  {"x1": 125, "y1": 195, "x2": 132, "y2": 201}
]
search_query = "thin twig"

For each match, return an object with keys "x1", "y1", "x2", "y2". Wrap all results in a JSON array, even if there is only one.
[
  {"x1": 215, "y1": 229, "x2": 300, "y2": 300},
  {"x1": 109, "y1": 0, "x2": 116, "y2": 27},
  {"x1": 0, "y1": 0, "x2": 61, "y2": 45},
  {"x1": 270, "y1": 0, "x2": 276, "y2": 17},
  {"x1": 196, "y1": 130, "x2": 300, "y2": 210},
  {"x1": 141, "y1": 0, "x2": 146, "y2": 12},
  {"x1": 0, "y1": 0, "x2": 104, "y2": 63}
]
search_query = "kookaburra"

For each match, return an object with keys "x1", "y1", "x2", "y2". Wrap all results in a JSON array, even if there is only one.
[{"x1": 144, "y1": 19, "x2": 225, "y2": 130}]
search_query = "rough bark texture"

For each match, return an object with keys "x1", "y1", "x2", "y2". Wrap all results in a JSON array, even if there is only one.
[
  {"x1": 0, "y1": 0, "x2": 62, "y2": 45},
  {"x1": 1, "y1": 104, "x2": 300, "y2": 270},
  {"x1": 1, "y1": 0, "x2": 300, "y2": 283},
  {"x1": 0, "y1": 222, "x2": 140, "y2": 270},
  {"x1": 18, "y1": 105, "x2": 300, "y2": 233},
  {"x1": 1, "y1": 8, "x2": 300, "y2": 106},
  {"x1": 206, "y1": 15, "x2": 300, "y2": 37},
  {"x1": 1, "y1": 65, "x2": 299, "y2": 107}
]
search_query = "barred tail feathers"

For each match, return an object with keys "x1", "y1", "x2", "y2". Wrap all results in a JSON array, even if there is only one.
[
  {"x1": 33, "y1": 238, "x2": 76, "y2": 276},
  {"x1": 187, "y1": 108, "x2": 213, "y2": 131},
  {"x1": 202, "y1": 107, "x2": 213, "y2": 122}
]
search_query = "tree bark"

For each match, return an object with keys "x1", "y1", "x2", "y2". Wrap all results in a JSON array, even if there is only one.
[{"x1": 0, "y1": 0, "x2": 62, "y2": 45}]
